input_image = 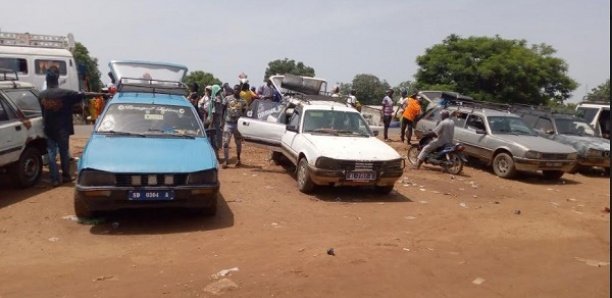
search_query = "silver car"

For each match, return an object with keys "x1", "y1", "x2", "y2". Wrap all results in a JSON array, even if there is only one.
[
  {"x1": 513, "y1": 108, "x2": 610, "y2": 174},
  {"x1": 415, "y1": 105, "x2": 578, "y2": 180}
]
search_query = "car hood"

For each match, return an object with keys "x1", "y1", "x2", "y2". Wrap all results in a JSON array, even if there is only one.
[
  {"x1": 494, "y1": 135, "x2": 577, "y2": 153},
  {"x1": 552, "y1": 134, "x2": 610, "y2": 154},
  {"x1": 303, "y1": 134, "x2": 401, "y2": 160},
  {"x1": 79, "y1": 135, "x2": 216, "y2": 173}
]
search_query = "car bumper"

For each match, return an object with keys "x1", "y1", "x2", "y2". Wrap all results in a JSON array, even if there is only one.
[
  {"x1": 577, "y1": 156, "x2": 610, "y2": 168},
  {"x1": 513, "y1": 158, "x2": 576, "y2": 172},
  {"x1": 308, "y1": 166, "x2": 403, "y2": 187},
  {"x1": 75, "y1": 184, "x2": 219, "y2": 211}
]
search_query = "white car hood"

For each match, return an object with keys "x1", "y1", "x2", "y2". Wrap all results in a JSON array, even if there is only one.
[{"x1": 303, "y1": 134, "x2": 401, "y2": 160}]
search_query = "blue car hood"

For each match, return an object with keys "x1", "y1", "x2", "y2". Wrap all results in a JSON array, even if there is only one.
[{"x1": 80, "y1": 135, "x2": 217, "y2": 173}]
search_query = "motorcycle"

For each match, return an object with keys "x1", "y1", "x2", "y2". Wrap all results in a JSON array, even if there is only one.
[{"x1": 407, "y1": 133, "x2": 467, "y2": 175}]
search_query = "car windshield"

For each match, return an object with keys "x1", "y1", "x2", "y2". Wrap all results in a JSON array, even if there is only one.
[
  {"x1": 555, "y1": 117, "x2": 597, "y2": 136},
  {"x1": 487, "y1": 116, "x2": 536, "y2": 136},
  {"x1": 96, "y1": 103, "x2": 203, "y2": 137},
  {"x1": 303, "y1": 110, "x2": 372, "y2": 136}
]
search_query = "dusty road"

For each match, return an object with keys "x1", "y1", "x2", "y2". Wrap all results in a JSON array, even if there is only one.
[{"x1": 0, "y1": 130, "x2": 610, "y2": 298}]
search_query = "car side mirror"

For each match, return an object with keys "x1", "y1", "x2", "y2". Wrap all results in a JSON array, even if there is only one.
[
  {"x1": 475, "y1": 129, "x2": 487, "y2": 135},
  {"x1": 286, "y1": 125, "x2": 299, "y2": 133}
]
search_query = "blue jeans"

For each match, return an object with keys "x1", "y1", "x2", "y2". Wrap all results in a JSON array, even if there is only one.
[{"x1": 46, "y1": 131, "x2": 71, "y2": 183}]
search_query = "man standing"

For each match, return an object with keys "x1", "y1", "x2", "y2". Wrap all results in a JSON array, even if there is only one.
[
  {"x1": 39, "y1": 67, "x2": 85, "y2": 186},
  {"x1": 415, "y1": 110, "x2": 455, "y2": 169},
  {"x1": 401, "y1": 93, "x2": 423, "y2": 144},
  {"x1": 395, "y1": 89, "x2": 409, "y2": 143},
  {"x1": 381, "y1": 89, "x2": 394, "y2": 142},
  {"x1": 258, "y1": 79, "x2": 275, "y2": 100},
  {"x1": 221, "y1": 85, "x2": 248, "y2": 168},
  {"x1": 346, "y1": 89, "x2": 358, "y2": 109}
]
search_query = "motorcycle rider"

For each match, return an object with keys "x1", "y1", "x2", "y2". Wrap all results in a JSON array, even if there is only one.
[{"x1": 415, "y1": 110, "x2": 455, "y2": 169}]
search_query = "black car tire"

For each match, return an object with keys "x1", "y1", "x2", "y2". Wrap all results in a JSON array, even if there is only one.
[
  {"x1": 542, "y1": 170, "x2": 564, "y2": 180},
  {"x1": 74, "y1": 192, "x2": 96, "y2": 219},
  {"x1": 492, "y1": 152, "x2": 516, "y2": 178},
  {"x1": 271, "y1": 152, "x2": 284, "y2": 166},
  {"x1": 10, "y1": 147, "x2": 43, "y2": 188},
  {"x1": 375, "y1": 185, "x2": 394, "y2": 194},
  {"x1": 297, "y1": 158, "x2": 315, "y2": 194},
  {"x1": 193, "y1": 195, "x2": 218, "y2": 216}
]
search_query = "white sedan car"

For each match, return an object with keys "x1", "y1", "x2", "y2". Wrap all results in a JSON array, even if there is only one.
[{"x1": 238, "y1": 100, "x2": 405, "y2": 194}]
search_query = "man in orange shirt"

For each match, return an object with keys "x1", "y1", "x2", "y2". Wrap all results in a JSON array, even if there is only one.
[{"x1": 401, "y1": 93, "x2": 422, "y2": 145}]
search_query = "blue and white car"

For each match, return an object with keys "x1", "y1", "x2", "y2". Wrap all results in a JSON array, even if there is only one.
[{"x1": 73, "y1": 61, "x2": 219, "y2": 218}]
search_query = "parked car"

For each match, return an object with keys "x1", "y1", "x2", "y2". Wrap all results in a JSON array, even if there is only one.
[
  {"x1": 239, "y1": 99, "x2": 405, "y2": 194},
  {"x1": 414, "y1": 103, "x2": 578, "y2": 180},
  {"x1": 512, "y1": 107, "x2": 610, "y2": 174},
  {"x1": 0, "y1": 70, "x2": 47, "y2": 187},
  {"x1": 73, "y1": 61, "x2": 219, "y2": 218},
  {"x1": 576, "y1": 101, "x2": 610, "y2": 139}
]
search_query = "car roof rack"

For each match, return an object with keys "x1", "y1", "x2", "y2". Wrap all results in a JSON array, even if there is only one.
[
  {"x1": 446, "y1": 96, "x2": 511, "y2": 113},
  {"x1": 0, "y1": 31, "x2": 75, "y2": 50},
  {"x1": 117, "y1": 77, "x2": 188, "y2": 96}
]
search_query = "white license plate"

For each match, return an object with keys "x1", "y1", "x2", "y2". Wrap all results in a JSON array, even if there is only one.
[
  {"x1": 128, "y1": 190, "x2": 175, "y2": 201},
  {"x1": 346, "y1": 171, "x2": 376, "y2": 181}
]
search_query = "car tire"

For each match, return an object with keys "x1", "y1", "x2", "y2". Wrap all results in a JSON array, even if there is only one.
[
  {"x1": 10, "y1": 147, "x2": 43, "y2": 188},
  {"x1": 542, "y1": 170, "x2": 564, "y2": 180},
  {"x1": 492, "y1": 152, "x2": 516, "y2": 178},
  {"x1": 194, "y1": 195, "x2": 218, "y2": 216},
  {"x1": 74, "y1": 192, "x2": 96, "y2": 219},
  {"x1": 604, "y1": 167, "x2": 610, "y2": 176},
  {"x1": 407, "y1": 146, "x2": 420, "y2": 165},
  {"x1": 297, "y1": 158, "x2": 315, "y2": 194},
  {"x1": 375, "y1": 185, "x2": 394, "y2": 194}
]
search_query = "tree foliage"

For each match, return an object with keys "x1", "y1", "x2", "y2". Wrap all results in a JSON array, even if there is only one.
[
  {"x1": 183, "y1": 71, "x2": 222, "y2": 95},
  {"x1": 72, "y1": 42, "x2": 103, "y2": 91},
  {"x1": 264, "y1": 58, "x2": 315, "y2": 80},
  {"x1": 584, "y1": 79, "x2": 610, "y2": 102},
  {"x1": 345, "y1": 74, "x2": 391, "y2": 105},
  {"x1": 393, "y1": 80, "x2": 419, "y2": 96},
  {"x1": 415, "y1": 34, "x2": 578, "y2": 105}
]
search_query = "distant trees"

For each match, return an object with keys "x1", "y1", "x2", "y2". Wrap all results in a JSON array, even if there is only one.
[
  {"x1": 339, "y1": 74, "x2": 391, "y2": 105},
  {"x1": 183, "y1": 71, "x2": 222, "y2": 95},
  {"x1": 264, "y1": 58, "x2": 315, "y2": 80},
  {"x1": 72, "y1": 42, "x2": 103, "y2": 91},
  {"x1": 584, "y1": 79, "x2": 610, "y2": 102},
  {"x1": 415, "y1": 34, "x2": 577, "y2": 105}
]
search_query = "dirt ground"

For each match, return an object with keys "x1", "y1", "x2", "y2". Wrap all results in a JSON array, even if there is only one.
[{"x1": 0, "y1": 131, "x2": 609, "y2": 298}]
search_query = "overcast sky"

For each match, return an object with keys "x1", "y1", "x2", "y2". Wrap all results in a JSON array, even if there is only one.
[{"x1": 2, "y1": 0, "x2": 609, "y2": 102}]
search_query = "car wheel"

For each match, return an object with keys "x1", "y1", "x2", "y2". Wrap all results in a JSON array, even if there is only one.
[
  {"x1": 407, "y1": 146, "x2": 420, "y2": 165},
  {"x1": 445, "y1": 153, "x2": 464, "y2": 175},
  {"x1": 375, "y1": 185, "x2": 394, "y2": 194},
  {"x1": 74, "y1": 192, "x2": 95, "y2": 219},
  {"x1": 297, "y1": 158, "x2": 315, "y2": 194},
  {"x1": 492, "y1": 152, "x2": 516, "y2": 178},
  {"x1": 10, "y1": 147, "x2": 43, "y2": 188},
  {"x1": 192, "y1": 194, "x2": 218, "y2": 216},
  {"x1": 604, "y1": 167, "x2": 610, "y2": 176},
  {"x1": 542, "y1": 170, "x2": 564, "y2": 180}
]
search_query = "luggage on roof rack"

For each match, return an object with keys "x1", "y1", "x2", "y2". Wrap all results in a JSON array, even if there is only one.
[{"x1": 0, "y1": 31, "x2": 75, "y2": 50}]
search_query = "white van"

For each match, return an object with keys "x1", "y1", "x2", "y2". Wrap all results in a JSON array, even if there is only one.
[
  {"x1": 576, "y1": 101, "x2": 610, "y2": 139},
  {"x1": 0, "y1": 32, "x2": 80, "y2": 91}
]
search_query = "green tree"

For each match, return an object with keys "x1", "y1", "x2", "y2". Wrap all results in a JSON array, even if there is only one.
[
  {"x1": 264, "y1": 58, "x2": 315, "y2": 80},
  {"x1": 393, "y1": 80, "x2": 419, "y2": 96},
  {"x1": 415, "y1": 34, "x2": 578, "y2": 105},
  {"x1": 584, "y1": 79, "x2": 610, "y2": 102},
  {"x1": 350, "y1": 74, "x2": 391, "y2": 105},
  {"x1": 72, "y1": 42, "x2": 103, "y2": 91},
  {"x1": 183, "y1": 71, "x2": 222, "y2": 95}
]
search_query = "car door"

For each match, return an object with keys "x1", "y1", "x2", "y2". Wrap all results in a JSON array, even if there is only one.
[
  {"x1": 237, "y1": 116, "x2": 286, "y2": 151},
  {"x1": 280, "y1": 107, "x2": 302, "y2": 163},
  {"x1": 0, "y1": 96, "x2": 26, "y2": 166},
  {"x1": 460, "y1": 113, "x2": 489, "y2": 159}
]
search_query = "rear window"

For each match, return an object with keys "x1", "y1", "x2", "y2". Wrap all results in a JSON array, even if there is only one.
[
  {"x1": 34, "y1": 59, "x2": 67, "y2": 75},
  {"x1": 0, "y1": 57, "x2": 28, "y2": 74},
  {"x1": 576, "y1": 107, "x2": 598, "y2": 123}
]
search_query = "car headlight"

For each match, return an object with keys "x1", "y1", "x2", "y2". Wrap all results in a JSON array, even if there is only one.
[
  {"x1": 524, "y1": 151, "x2": 542, "y2": 159},
  {"x1": 315, "y1": 157, "x2": 340, "y2": 169},
  {"x1": 384, "y1": 158, "x2": 405, "y2": 170},
  {"x1": 586, "y1": 148, "x2": 601, "y2": 157},
  {"x1": 187, "y1": 170, "x2": 217, "y2": 184},
  {"x1": 78, "y1": 170, "x2": 116, "y2": 186},
  {"x1": 567, "y1": 152, "x2": 578, "y2": 160}
]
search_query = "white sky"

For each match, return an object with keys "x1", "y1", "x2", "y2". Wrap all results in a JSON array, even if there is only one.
[{"x1": 2, "y1": 0, "x2": 609, "y2": 102}]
